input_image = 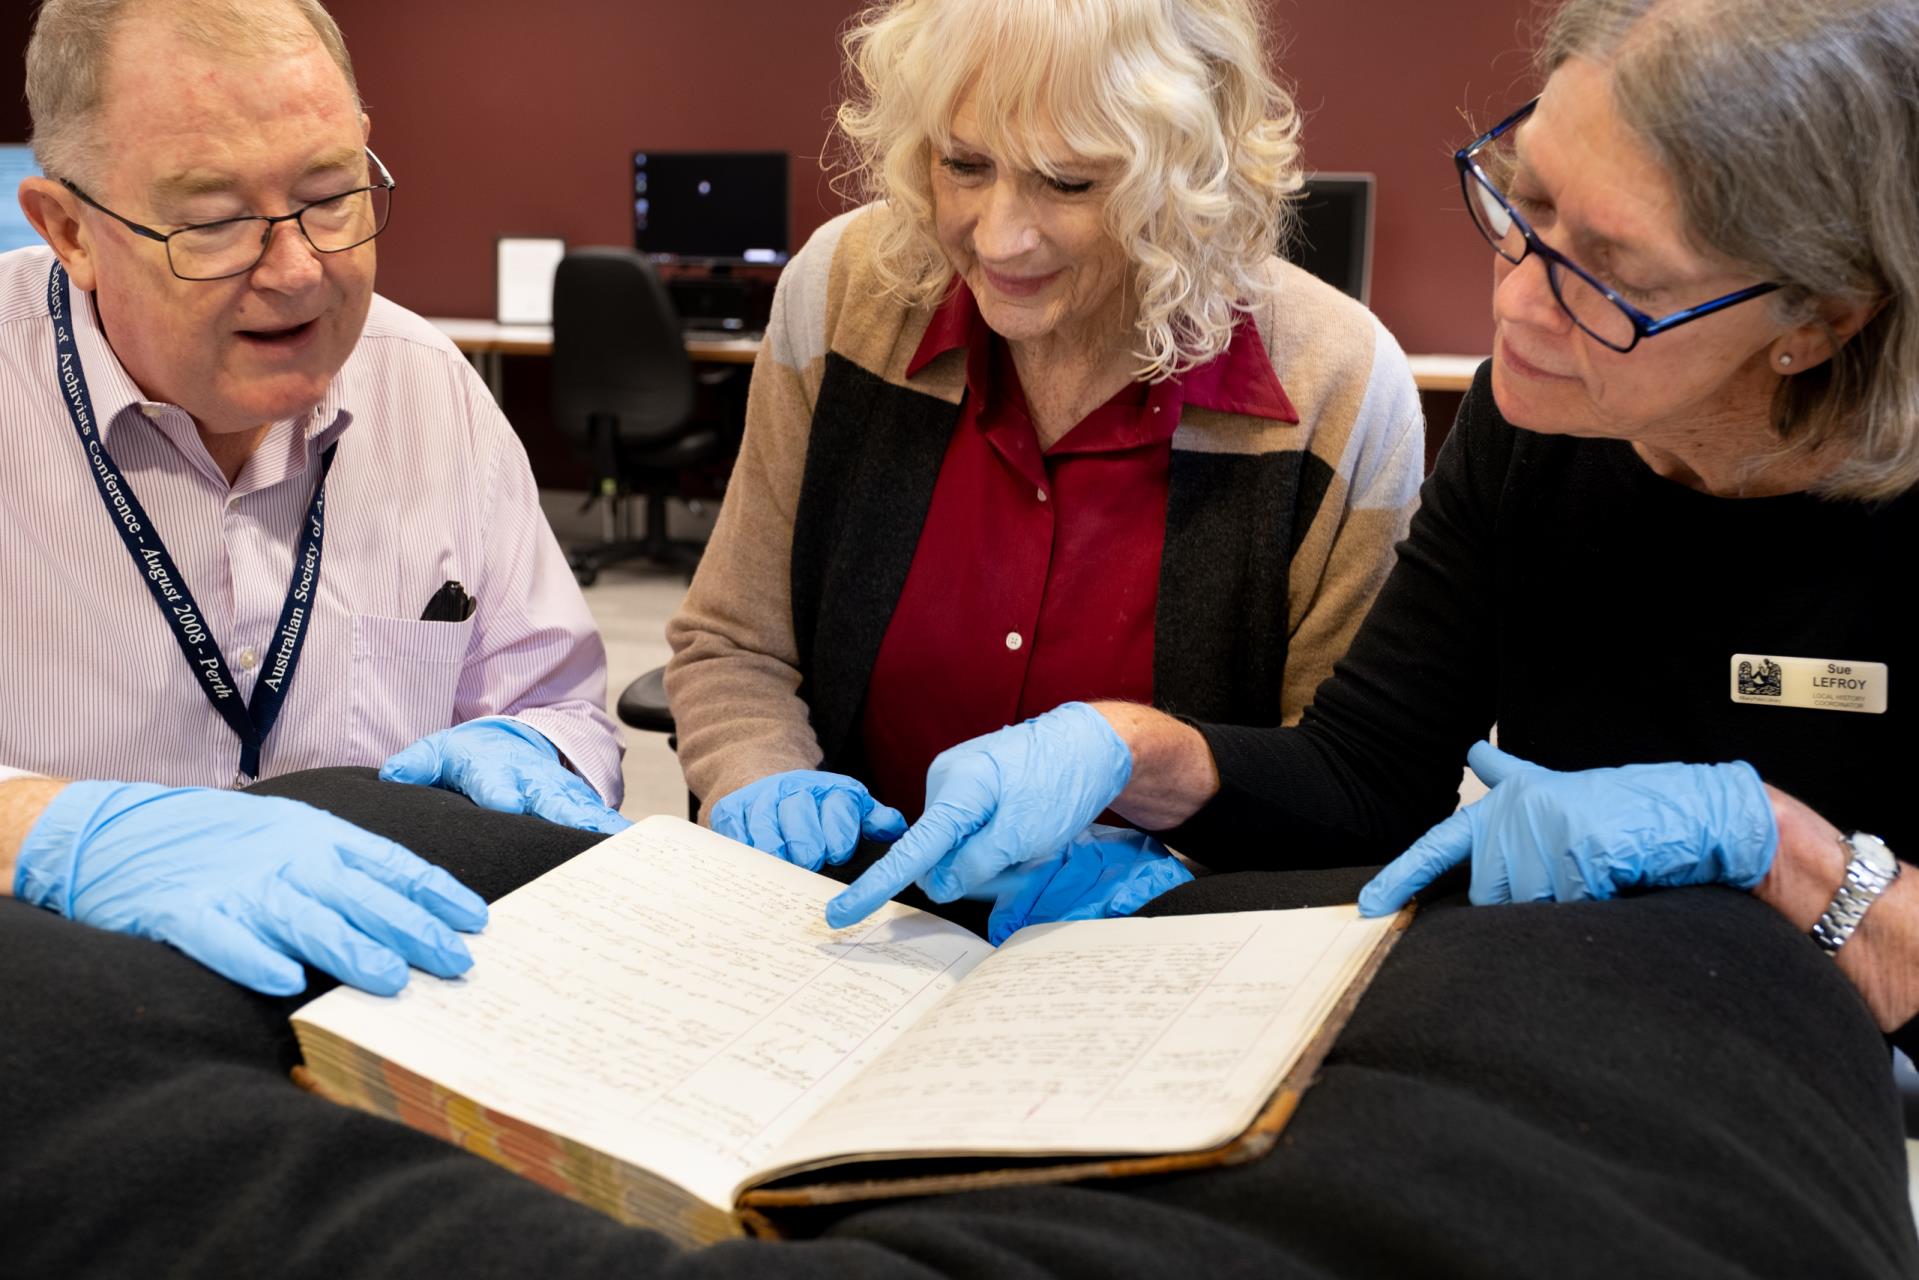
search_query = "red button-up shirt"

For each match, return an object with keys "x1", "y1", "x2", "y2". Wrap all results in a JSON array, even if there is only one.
[{"x1": 858, "y1": 281, "x2": 1296, "y2": 818}]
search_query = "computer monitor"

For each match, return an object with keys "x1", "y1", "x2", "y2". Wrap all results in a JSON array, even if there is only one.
[
  {"x1": 1282, "y1": 173, "x2": 1375, "y2": 305},
  {"x1": 0, "y1": 146, "x2": 45, "y2": 256},
  {"x1": 632, "y1": 151, "x2": 789, "y2": 265}
]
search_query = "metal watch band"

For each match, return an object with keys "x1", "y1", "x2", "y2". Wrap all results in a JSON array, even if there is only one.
[{"x1": 1810, "y1": 832, "x2": 1901, "y2": 955}]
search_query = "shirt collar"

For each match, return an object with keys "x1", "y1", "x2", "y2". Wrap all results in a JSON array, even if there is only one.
[
  {"x1": 904, "y1": 277, "x2": 1299, "y2": 425},
  {"x1": 66, "y1": 288, "x2": 148, "y2": 449}
]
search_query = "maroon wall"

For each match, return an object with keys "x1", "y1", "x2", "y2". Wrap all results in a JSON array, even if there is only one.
[
  {"x1": 7, "y1": 0, "x2": 1542, "y2": 355},
  {"x1": 1, "y1": 4, "x2": 30, "y2": 144}
]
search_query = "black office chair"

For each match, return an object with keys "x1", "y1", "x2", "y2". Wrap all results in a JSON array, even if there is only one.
[
  {"x1": 551, "y1": 247, "x2": 730, "y2": 585},
  {"x1": 617, "y1": 663, "x2": 698, "y2": 820}
]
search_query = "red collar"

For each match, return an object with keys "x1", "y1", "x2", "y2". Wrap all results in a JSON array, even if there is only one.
[{"x1": 906, "y1": 278, "x2": 1298, "y2": 425}]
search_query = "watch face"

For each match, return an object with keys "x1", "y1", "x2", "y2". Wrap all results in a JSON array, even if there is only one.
[{"x1": 1848, "y1": 832, "x2": 1900, "y2": 877}]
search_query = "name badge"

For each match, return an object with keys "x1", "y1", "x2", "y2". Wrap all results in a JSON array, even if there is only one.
[{"x1": 1730, "y1": 654, "x2": 1888, "y2": 715}]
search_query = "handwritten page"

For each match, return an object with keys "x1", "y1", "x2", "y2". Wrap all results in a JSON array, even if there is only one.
[
  {"x1": 764, "y1": 907, "x2": 1392, "y2": 1173},
  {"x1": 292, "y1": 816, "x2": 991, "y2": 1209}
]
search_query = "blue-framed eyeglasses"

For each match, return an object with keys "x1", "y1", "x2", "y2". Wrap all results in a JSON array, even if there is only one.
[{"x1": 1455, "y1": 99, "x2": 1778, "y2": 353}]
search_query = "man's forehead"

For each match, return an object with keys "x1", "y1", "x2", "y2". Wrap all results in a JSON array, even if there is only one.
[
  {"x1": 153, "y1": 146, "x2": 365, "y2": 198},
  {"x1": 94, "y1": 20, "x2": 361, "y2": 199},
  {"x1": 98, "y1": 12, "x2": 353, "y2": 129}
]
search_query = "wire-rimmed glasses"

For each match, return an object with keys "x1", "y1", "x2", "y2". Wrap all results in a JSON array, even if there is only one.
[{"x1": 63, "y1": 148, "x2": 395, "y2": 282}]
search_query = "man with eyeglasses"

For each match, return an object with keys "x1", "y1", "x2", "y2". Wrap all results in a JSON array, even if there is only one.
[{"x1": 0, "y1": 0, "x2": 627, "y2": 999}]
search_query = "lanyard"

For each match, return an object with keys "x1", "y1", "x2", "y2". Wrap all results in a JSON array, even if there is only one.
[{"x1": 47, "y1": 262, "x2": 335, "y2": 781}]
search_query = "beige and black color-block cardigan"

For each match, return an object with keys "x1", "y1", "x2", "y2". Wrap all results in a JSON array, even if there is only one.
[{"x1": 666, "y1": 206, "x2": 1425, "y2": 817}]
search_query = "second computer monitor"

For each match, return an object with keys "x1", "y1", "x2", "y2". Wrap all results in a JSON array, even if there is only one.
[
  {"x1": 632, "y1": 151, "x2": 789, "y2": 265},
  {"x1": 1282, "y1": 173, "x2": 1375, "y2": 306}
]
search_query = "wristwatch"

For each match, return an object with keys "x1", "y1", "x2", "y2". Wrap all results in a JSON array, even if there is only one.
[{"x1": 1810, "y1": 831, "x2": 1902, "y2": 954}]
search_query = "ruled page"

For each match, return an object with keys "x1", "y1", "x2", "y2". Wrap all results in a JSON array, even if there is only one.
[
  {"x1": 763, "y1": 906, "x2": 1394, "y2": 1174},
  {"x1": 291, "y1": 816, "x2": 991, "y2": 1211}
]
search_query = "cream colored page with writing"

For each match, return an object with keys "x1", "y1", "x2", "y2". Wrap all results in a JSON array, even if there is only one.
[
  {"x1": 293, "y1": 816, "x2": 992, "y2": 1210},
  {"x1": 765, "y1": 907, "x2": 1391, "y2": 1173}
]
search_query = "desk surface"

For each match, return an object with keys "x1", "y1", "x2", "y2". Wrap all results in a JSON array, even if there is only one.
[
  {"x1": 1402, "y1": 354, "x2": 1483, "y2": 393},
  {"x1": 427, "y1": 317, "x2": 1485, "y2": 390},
  {"x1": 428, "y1": 317, "x2": 761, "y2": 365}
]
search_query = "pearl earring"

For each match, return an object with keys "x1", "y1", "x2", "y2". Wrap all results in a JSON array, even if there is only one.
[{"x1": 1778, "y1": 353, "x2": 1794, "y2": 368}]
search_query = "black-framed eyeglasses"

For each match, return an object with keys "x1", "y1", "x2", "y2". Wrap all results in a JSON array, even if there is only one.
[
  {"x1": 1456, "y1": 100, "x2": 1777, "y2": 353},
  {"x1": 62, "y1": 148, "x2": 395, "y2": 282}
]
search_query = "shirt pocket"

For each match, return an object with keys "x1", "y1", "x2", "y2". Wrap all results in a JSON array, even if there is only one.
[{"x1": 349, "y1": 613, "x2": 476, "y2": 759}]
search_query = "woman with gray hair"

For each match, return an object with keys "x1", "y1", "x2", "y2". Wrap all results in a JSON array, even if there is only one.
[{"x1": 664, "y1": 0, "x2": 1422, "y2": 934}]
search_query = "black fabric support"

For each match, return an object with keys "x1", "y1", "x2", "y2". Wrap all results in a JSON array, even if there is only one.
[{"x1": 2, "y1": 769, "x2": 1913, "y2": 1276}]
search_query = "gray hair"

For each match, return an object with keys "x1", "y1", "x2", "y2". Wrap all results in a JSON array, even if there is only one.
[
  {"x1": 1540, "y1": 0, "x2": 1919, "y2": 501},
  {"x1": 26, "y1": 0, "x2": 362, "y2": 188}
]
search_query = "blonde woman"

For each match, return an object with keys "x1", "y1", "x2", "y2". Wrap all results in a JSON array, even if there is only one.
[{"x1": 666, "y1": 0, "x2": 1423, "y2": 929}]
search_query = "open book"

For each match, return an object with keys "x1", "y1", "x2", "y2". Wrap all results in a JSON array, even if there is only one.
[{"x1": 291, "y1": 816, "x2": 1407, "y2": 1248}]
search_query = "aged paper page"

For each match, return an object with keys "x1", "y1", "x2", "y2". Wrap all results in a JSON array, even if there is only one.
[
  {"x1": 765, "y1": 907, "x2": 1393, "y2": 1172},
  {"x1": 292, "y1": 816, "x2": 991, "y2": 1210}
]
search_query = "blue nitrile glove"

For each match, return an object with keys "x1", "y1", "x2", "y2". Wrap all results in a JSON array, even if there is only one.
[
  {"x1": 1357, "y1": 742, "x2": 1779, "y2": 917},
  {"x1": 12, "y1": 781, "x2": 489, "y2": 996},
  {"x1": 827, "y1": 702, "x2": 1134, "y2": 928},
  {"x1": 711, "y1": 770, "x2": 907, "y2": 871},
  {"x1": 980, "y1": 824, "x2": 1194, "y2": 945},
  {"x1": 381, "y1": 716, "x2": 629, "y2": 836}
]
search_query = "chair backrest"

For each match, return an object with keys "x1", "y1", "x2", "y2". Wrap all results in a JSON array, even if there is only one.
[{"x1": 550, "y1": 248, "x2": 696, "y2": 449}]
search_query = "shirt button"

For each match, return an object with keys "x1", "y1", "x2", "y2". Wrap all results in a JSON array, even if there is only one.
[
  {"x1": 1005, "y1": 631, "x2": 1023, "y2": 651},
  {"x1": 1036, "y1": 487, "x2": 1048, "y2": 502},
  {"x1": 139, "y1": 404, "x2": 161, "y2": 420},
  {"x1": 235, "y1": 646, "x2": 259, "y2": 671}
]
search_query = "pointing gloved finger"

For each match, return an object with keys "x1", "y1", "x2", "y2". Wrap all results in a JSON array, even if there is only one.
[
  {"x1": 907, "y1": 800, "x2": 1003, "y2": 902},
  {"x1": 330, "y1": 832, "x2": 488, "y2": 932},
  {"x1": 934, "y1": 812, "x2": 1042, "y2": 900},
  {"x1": 167, "y1": 909, "x2": 311, "y2": 996},
  {"x1": 827, "y1": 805, "x2": 977, "y2": 927},
  {"x1": 1357, "y1": 807, "x2": 1475, "y2": 916},
  {"x1": 776, "y1": 790, "x2": 832, "y2": 871}
]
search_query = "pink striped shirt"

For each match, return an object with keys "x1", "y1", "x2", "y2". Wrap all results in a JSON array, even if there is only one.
[{"x1": 0, "y1": 246, "x2": 623, "y2": 802}]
